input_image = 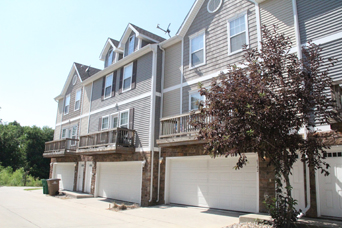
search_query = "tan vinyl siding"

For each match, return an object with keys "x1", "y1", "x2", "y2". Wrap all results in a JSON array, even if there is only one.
[
  {"x1": 82, "y1": 84, "x2": 92, "y2": 115},
  {"x1": 91, "y1": 52, "x2": 153, "y2": 112},
  {"x1": 54, "y1": 125, "x2": 61, "y2": 140},
  {"x1": 62, "y1": 71, "x2": 82, "y2": 122},
  {"x1": 88, "y1": 96, "x2": 151, "y2": 149},
  {"x1": 80, "y1": 117, "x2": 89, "y2": 136},
  {"x1": 183, "y1": 0, "x2": 257, "y2": 83},
  {"x1": 56, "y1": 98, "x2": 64, "y2": 124},
  {"x1": 297, "y1": 0, "x2": 342, "y2": 44},
  {"x1": 164, "y1": 42, "x2": 182, "y2": 89},
  {"x1": 320, "y1": 38, "x2": 342, "y2": 83},
  {"x1": 260, "y1": 0, "x2": 296, "y2": 46},
  {"x1": 163, "y1": 89, "x2": 181, "y2": 118},
  {"x1": 60, "y1": 120, "x2": 80, "y2": 138}
]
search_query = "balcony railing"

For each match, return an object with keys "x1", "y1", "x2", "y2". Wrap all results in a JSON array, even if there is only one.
[
  {"x1": 78, "y1": 128, "x2": 135, "y2": 151},
  {"x1": 43, "y1": 138, "x2": 79, "y2": 157}
]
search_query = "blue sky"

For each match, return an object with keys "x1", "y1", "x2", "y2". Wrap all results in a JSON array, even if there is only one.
[{"x1": 0, "y1": 0, "x2": 194, "y2": 128}]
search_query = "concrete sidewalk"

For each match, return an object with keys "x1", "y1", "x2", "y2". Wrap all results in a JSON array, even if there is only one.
[{"x1": 0, "y1": 187, "x2": 241, "y2": 228}]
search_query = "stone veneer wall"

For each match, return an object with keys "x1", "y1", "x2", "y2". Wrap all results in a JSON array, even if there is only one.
[{"x1": 50, "y1": 151, "x2": 159, "y2": 207}]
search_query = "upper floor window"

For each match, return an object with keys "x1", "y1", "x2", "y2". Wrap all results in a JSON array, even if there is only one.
[
  {"x1": 127, "y1": 35, "x2": 135, "y2": 55},
  {"x1": 74, "y1": 89, "x2": 81, "y2": 111},
  {"x1": 105, "y1": 48, "x2": 114, "y2": 68},
  {"x1": 190, "y1": 31, "x2": 205, "y2": 68},
  {"x1": 101, "y1": 116, "x2": 109, "y2": 130},
  {"x1": 123, "y1": 63, "x2": 133, "y2": 92},
  {"x1": 64, "y1": 95, "x2": 70, "y2": 115},
  {"x1": 104, "y1": 74, "x2": 113, "y2": 99},
  {"x1": 71, "y1": 125, "x2": 78, "y2": 146},
  {"x1": 112, "y1": 114, "x2": 118, "y2": 128},
  {"x1": 189, "y1": 91, "x2": 205, "y2": 110},
  {"x1": 61, "y1": 129, "x2": 66, "y2": 138},
  {"x1": 120, "y1": 111, "x2": 129, "y2": 128},
  {"x1": 228, "y1": 14, "x2": 248, "y2": 54}
]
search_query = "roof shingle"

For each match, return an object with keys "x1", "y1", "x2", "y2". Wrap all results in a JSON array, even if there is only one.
[{"x1": 74, "y1": 63, "x2": 101, "y2": 81}]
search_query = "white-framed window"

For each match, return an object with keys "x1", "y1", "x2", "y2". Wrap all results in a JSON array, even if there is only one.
[
  {"x1": 127, "y1": 35, "x2": 135, "y2": 55},
  {"x1": 112, "y1": 115, "x2": 118, "y2": 128},
  {"x1": 189, "y1": 30, "x2": 206, "y2": 68},
  {"x1": 228, "y1": 13, "x2": 249, "y2": 55},
  {"x1": 64, "y1": 94, "x2": 70, "y2": 115},
  {"x1": 101, "y1": 116, "x2": 109, "y2": 130},
  {"x1": 120, "y1": 110, "x2": 129, "y2": 128},
  {"x1": 71, "y1": 125, "x2": 77, "y2": 146},
  {"x1": 189, "y1": 91, "x2": 205, "y2": 111},
  {"x1": 104, "y1": 74, "x2": 113, "y2": 99},
  {"x1": 123, "y1": 63, "x2": 133, "y2": 92},
  {"x1": 105, "y1": 48, "x2": 114, "y2": 68},
  {"x1": 74, "y1": 89, "x2": 81, "y2": 111},
  {"x1": 61, "y1": 129, "x2": 66, "y2": 138}
]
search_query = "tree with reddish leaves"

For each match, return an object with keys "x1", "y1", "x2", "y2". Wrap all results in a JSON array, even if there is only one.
[{"x1": 191, "y1": 26, "x2": 336, "y2": 227}]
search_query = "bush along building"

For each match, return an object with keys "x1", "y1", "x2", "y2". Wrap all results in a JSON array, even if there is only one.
[{"x1": 44, "y1": 0, "x2": 342, "y2": 218}]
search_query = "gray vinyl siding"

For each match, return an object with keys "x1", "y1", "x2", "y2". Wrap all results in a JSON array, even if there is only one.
[
  {"x1": 297, "y1": 0, "x2": 342, "y2": 44},
  {"x1": 164, "y1": 42, "x2": 182, "y2": 89},
  {"x1": 88, "y1": 96, "x2": 151, "y2": 149},
  {"x1": 56, "y1": 98, "x2": 64, "y2": 124},
  {"x1": 156, "y1": 48, "x2": 163, "y2": 93},
  {"x1": 162, "y1": 89, "x2": 181, "y2": 118},
  {"x1": 80, "y1": 117, "x2": 89, "y2": 136},
  {"x1": 54, "y1": 125, "x2": 61, "y2": 140},
  {"x1": 82, "y1": 84, "x2": 92, "y2": 115},
  {"x1": 91, "y1": 52, "x2": 153, "y2": 112},
  {"x1": 260, "y1": 0, "x2": 296, "y2": 46},
  {"x1": 182, "y1": 79, "x2": 211, "y2": 114},
  {"x1": 154, "y1": 96, "x2": 161, "y2": 145},
  {"x1": 320, "y1": 38, "x2": 342, "y2": 83},
  {"x1": 62, "y1": 72, "x2": 82, "y2": 122},
  {"x1": 183, "y1": 0, "x2": 257, "y2": 83}
]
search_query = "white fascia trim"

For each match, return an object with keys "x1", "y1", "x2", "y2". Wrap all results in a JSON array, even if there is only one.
[
  {"x1": 81, "y1": 44, "x2": 154, "y2": 87},
  {"x1": 178, "y1": 0, "x2": 205, "y2": 37},
  {"x1": 118, "y1": 24, "x2": 139, "y2": 50},
  {"x1": 137, "y1": 33, "x2": 160, "y2": 44},
  {"x1": 99, "y1": 38, "x2": 117, "y2": 61},
  {"x1": 309, "y1": 31, "x2": 342, "y2": 46},
  {"x1": 163, "y1": 84, "x2": 182, "y2": 93},
  {"x1": 135, "y1": 147, "x2": 159, "y2": 152},
  {"x1": 149, "y1": 45, "x2": 158, "y2": 151},
  {"x1": 56, "y1": 92, "x2": 151, "y2": 127},
  {"x1": 73, "y1": 63, "x2": 83, "y2": 82},
  {"x1": 54, "y1": 64, "x2": 78, "y2": 101},
  {"x1": 159, "y1": 35, "x2": 182, "y2": 49}
]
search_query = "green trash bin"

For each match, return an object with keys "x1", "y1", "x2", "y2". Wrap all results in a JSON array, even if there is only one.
[{"x1": 42, "y1": 179, "x2": 48, "y2": 194}]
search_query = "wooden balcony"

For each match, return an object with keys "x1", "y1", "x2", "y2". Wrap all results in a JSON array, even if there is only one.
[
  {"x1": 77, "y1": 128, "x2": 135, "y2": 154},
  {"x1": 157, "y1": 112, "x2": 207, "y2": 147},
  {"x1": 43, "y1": 138, "x2": 79, "y2": 158}
]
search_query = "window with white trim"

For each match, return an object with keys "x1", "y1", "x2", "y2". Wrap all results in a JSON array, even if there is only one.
[
  {"x1": 120, "y1": 111, "x2": 129, "y2": 128},
  {"x1": 190, "y1": 31, "x2": 205, "y2": 68},
  {"x1": 228, "y1": 14, "x2": 248, "y2": 54},
  {"x1": 101, "y1": 116, "x2": 109, "y2": 130},
  {"x1": 64, "y1": 95, "x2": 70, "y2": 115},
  {"x1": 104, "y1": 74, "x2": 113, "y2": 99},
  {"x1": 71, "y1": 125, "x2": 77, "y2": 146},
  {"x1": 123, "y1": 64, "x2": 133, "y2": 92},
  {"x1": 127, "y1": 35, "x2": 135, "y2": 55},
  {"x1": 112, "y1": 114, "x2": 118, "y2": 128},
  {"x1": 189, "y1": 91, "x2": 205, "y2": 111},
  {"x1": 105, "y1": 48, "x2": 114, "y2": 68},
  {"x1": 74, "y1": 89, "x2": 81, "y2": 111},
  {"x1": 61, "y1": 129, "x2": 66, "y2": 138}
]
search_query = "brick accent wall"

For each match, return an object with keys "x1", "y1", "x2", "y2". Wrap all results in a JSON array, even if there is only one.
[{"x1": 258, "y1": 157, "x2": 275, "y2": 213}]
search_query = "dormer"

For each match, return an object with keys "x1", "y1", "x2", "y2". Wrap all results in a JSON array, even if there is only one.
[
  {"x1": 99, "y1": 38, "x2": 122, "y2": 68},
  {"x1": 118, "y1": 23, "x2": 165, "y2": 57}
]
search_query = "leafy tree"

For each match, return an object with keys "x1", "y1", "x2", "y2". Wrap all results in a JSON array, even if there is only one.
[{"x1": 191, "y1": 26, "x2": 336, "y2": 227}]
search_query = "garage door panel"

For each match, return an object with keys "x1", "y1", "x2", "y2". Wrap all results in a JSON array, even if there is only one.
[
  {"x1": 53, "y1": 163, "x2": 75, "y2": 191},
  {"x1": 168, "y1": 156, "x2": 258, "y2": 212},
  {"x1": 97, "y1": 162, "x2": 141, "y2": 204}
]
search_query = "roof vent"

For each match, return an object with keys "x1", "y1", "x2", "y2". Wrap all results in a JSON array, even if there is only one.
[{"x1": 207, "y1": 0, "x2": 222, "y2": 13}]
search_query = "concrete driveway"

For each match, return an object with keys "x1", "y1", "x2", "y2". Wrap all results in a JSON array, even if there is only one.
[{"x1": 0, "y1": 187, "x2": 242, "y2": 228}]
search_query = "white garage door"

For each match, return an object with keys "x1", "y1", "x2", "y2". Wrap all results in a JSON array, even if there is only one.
[
  {"x1": 96, "y1": 162, "x2": 142, "y2": 204},
  {"x1": 318, "y1": 153, "x2": 342, "y2": 218},
  {"x1": 53, "y1": 163, "x2": 75, "y2": 191},
  {"x1": 166, "y1": 155, "x2": 259, "y2": 212}
]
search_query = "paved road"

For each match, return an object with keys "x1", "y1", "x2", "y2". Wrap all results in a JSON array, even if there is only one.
[{"x1": 0, "y1": 187, "x2": 241, "y2": 228}]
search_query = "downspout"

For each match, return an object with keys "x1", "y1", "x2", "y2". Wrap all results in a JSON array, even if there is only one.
[
  {"x1": 149, "y1": 44, "x2": 158, "y2": 203},
  {"x1": 292, "y1": 0, "x2": 302, "y2": 60},
  {"x1": 156, "y1": 43, "x2": 166, "y2": 202},
  {"x1": 254, "y1": 2, "x2": 262, "y2": 51},
  {"x1": 180, "y1": 38, "x2": 184, "y2": 115}
]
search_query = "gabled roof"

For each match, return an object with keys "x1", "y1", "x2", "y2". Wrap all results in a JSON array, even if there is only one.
[
  {"x1": 54, "y1": 63, "x2": 100, "y2": 101},
  {"x1": 99, "y1": 37, "x2": 121, "y2": 61},
  {"x1": 118, "y1": 23, "x2": 165, "y2": 49}
]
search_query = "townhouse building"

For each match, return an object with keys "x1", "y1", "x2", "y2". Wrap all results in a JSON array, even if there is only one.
[{"x1": 44, "y1": 0, "x2": 342, "y2": 219}]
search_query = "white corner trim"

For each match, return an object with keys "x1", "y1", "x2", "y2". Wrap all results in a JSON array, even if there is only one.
[
  {"x1": 163, "y1": 84, "x2": 182, "y2": 93},
  {"x1": 292, "y1": 0, "x2": 302, "y2": 60},
  {"x1": 73, "y1": 64, "x2": 83, "y2": 82},
  {"x1": 156, "y1": 92, "x2": 162, "y2": 97},
  {"x1": 254, "y1": 2, "x2": 262, "y2": 51},
  {"x1": 180, "y1": 38, "x2": 184, "y2": 115},
  {"x1": 149, "y1": 45, "x2": 158, "y2": 151},
  {"x1": 310, "y1": 31, "x2": 342, "y2": 46}
]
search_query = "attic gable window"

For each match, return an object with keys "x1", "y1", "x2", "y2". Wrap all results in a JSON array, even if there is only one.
[
  {"x1": 189, "y1": 31, "x2": 206, "y2": 68},
  {"x1": 104, "y1": 74, "x2": 113, "y2": 99},
  {"x1": 228, "y1": 14, "x2": 249, "y2": 54},
  {"x1": 105, "y1": 48, "x2": 114, "y2": 68},
  {"x1": 127, "y1": 35, "x2": 135, "y2": 56},
  {"x1": 74, "y1": 89, "x2": 81, "y2": 111},
  {"x1": 64, "y1": 94, "x2": 70, "y2": 115}
]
